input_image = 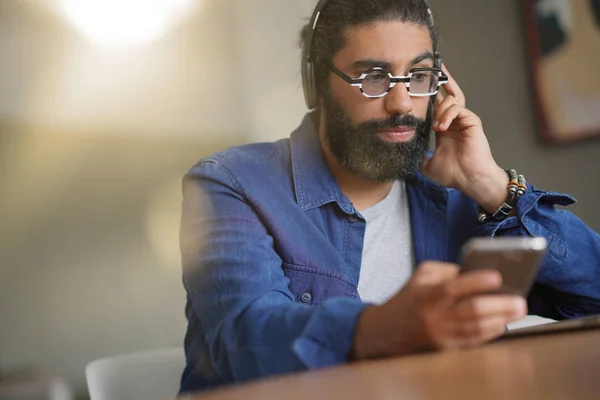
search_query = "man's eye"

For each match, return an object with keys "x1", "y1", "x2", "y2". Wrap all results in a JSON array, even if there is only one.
[
  {"x1": 366, "y1": 73, "x2": 387, "y2": 83},
  {"x1": 412, "y1": 73, "x2": 428, "y2": 82}
]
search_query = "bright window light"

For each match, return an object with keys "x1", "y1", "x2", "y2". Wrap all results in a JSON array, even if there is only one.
[{"x1": 60, "y1": 0, "x2": 197, "y2": 47}]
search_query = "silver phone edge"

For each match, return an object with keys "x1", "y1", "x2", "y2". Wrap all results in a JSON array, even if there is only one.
[{"x1": 462, "y1": 237, "x2": 548, "y2": 255}]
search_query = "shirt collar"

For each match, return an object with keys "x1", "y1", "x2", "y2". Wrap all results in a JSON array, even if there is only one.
[
  {"x1": 290, "y1": 113, "x2": 354, "y2": 214},
  {"x1": 406, "y1": 167, "x2": 449, "y2": 203}
]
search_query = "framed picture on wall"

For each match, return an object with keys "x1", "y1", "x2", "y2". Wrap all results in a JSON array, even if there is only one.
[{"x1": 523, "y1": 0, "x2": 600, "y2": 144}]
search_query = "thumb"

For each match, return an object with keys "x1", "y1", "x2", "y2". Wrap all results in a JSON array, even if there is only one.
[{"x1": 415, "y1": 261, "x2": 460, "y2": 285}]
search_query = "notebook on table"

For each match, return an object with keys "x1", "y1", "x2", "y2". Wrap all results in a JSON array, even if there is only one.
[{"x1": 502, "y1": 314, "x2": 600, "y2": 339}]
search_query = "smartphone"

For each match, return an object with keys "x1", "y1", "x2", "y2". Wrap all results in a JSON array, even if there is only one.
[{"x1": 460, "y1": 237, "x2": 548, "y2": 296}]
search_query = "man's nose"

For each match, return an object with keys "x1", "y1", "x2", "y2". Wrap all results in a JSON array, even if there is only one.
[{"x1": 383, "y1": 83, "x2": 413, "y2": 116}]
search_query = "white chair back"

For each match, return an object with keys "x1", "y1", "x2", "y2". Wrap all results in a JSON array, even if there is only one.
[{"x1": 85, "y1": 347, "x2": 185, "y2": 400}]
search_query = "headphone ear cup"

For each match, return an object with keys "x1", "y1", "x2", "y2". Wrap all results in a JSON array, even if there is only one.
[{"x1": 302, "y1": 59, "x2": 317, "y2": 110}]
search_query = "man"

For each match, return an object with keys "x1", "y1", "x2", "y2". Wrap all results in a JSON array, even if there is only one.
[{"x1": 179, "y1": 0, "x2": 600, "y2": 393}]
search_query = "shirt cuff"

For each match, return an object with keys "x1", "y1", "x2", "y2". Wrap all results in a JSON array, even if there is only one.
[
  {"x1": 292, "y1": 297, "x2": 370, "y2": 369},
  {"x1": 478, "y1": 184, "x2": 576, "y2": 238}
]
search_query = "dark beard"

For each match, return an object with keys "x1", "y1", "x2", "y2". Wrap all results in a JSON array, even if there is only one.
[{"x1": 323, "y1": 89, "x2": 433, "y2": 183}]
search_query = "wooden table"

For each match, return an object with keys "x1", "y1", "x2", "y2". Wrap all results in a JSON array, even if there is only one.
[{"x1": 183, "y1": 330, "x2": 600, "y2": 400}]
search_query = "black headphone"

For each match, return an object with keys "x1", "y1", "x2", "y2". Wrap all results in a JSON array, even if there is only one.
[{"x1": 301, "y1": 0, "x2": 441, "y2": 110}]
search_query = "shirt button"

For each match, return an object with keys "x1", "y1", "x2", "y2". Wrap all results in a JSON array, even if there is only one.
[
  {"x1": 348, "y1": 215, "x2": 360, "y2": 223},
  {"x1": 301, "y1": 292, "x2": 312, "y2": 303}
]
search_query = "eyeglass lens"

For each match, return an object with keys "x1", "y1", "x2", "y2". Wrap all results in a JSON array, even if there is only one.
[{"x1": 362, "y1": 70, "x2": 439, "y2": 96}]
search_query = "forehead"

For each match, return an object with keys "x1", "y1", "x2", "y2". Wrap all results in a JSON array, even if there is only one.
[{"x1": 334, "y1": 21, "x2": 433, "y2": 70}]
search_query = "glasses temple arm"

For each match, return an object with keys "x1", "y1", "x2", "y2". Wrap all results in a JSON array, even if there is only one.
[{"x1": 328, "y1": 64, "x2": 361, "y2": 84}]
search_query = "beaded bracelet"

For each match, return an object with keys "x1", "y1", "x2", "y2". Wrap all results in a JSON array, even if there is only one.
[{"x1": 478, "y1": 169, "x2": 527, "y2": 224}]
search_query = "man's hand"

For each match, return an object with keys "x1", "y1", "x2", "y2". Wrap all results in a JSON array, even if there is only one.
[
  {"x1": 421, "y1": 64, "x2": 509, "y2": 214},
  {"x1": 351, "y1": 261, "x2": 527, "y2": 361}
]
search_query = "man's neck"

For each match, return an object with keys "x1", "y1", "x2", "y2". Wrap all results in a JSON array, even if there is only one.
[{"x1": 318, "y1": 127, "x2": 394, "y2": 213}]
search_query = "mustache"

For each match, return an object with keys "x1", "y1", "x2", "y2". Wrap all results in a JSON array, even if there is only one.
[{"x1": 357, "y1": 114, "x2": 427, "y2": 133}]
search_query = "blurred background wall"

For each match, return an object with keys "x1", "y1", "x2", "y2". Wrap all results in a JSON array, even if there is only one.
[{"x1": 0, "y1": 0, "x2": 598, "y2": 398}]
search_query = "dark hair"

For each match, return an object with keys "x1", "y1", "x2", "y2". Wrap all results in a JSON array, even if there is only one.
[{"x1": 300, "y1": 0, "x2": 440, "y2": 102}]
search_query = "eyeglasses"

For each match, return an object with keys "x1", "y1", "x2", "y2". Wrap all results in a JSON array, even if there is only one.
[{"x1": 329, "y1": 64, "x2": 449, "y2": 98}]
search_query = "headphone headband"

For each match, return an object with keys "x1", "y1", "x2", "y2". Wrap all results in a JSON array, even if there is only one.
[{"x1": 301, "y1": 0, "x2": 441, "y2": 110}]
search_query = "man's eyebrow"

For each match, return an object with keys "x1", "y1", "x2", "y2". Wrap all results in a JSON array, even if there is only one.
[
  {"x1": 350, "y1": 59, "x2": 392, "y2": 71},
  {"x1": 350, "y1": 51, "x2": 435, "y2": 73},
  {"x1": 409, "y1": 51, "x2": 435, "y2": 67}
]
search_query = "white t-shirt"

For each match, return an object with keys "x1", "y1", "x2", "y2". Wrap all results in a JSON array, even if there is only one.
[{"x1": 357, "y1": 180, "x2": 414, "y2": 305}]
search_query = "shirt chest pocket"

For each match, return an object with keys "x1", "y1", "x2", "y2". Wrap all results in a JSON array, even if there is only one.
[{"x1": 282, "y1": 263, "x2": 358, "y2": 306}]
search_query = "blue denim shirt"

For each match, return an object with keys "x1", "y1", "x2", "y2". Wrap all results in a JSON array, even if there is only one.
[{"x1": 180, "y1": 114, "x2": 600, "y2": 393}]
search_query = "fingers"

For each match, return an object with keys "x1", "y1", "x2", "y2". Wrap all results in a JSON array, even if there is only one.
[
  {"x1": 440, "y1": 296, "x2": 526, "y2": 348},
  {"x1": 433, "y1": 67, "x2": 477, "y2": 132},
  {"x1": 436, "y1": 270, "x2": 502, "y2": 300},
  {"x1": 433, "y1": 100, "x2": 481, "y2": 133},
  {"x1": 433, "y1": 103, "x2": 461, "y2": 131},
  {"x1": 433, "y1": 94, "x2": 462, "y2": 130},
  {"x1": 440, "y1": 63, "x2": 466, "y2": 107},
  {"x1": 453, "y1": 295, "x2": 528, "y2": 322},
  {"x1": 448, "y1": 295, "x2": 527, "y2": 346},
  {"x1": 413, "y1": 261, "x2": 460, "y2": 286},
  {"x1": 407, "y1": 263, "x2": 527, "y2": 352},
  {"x1": 433, "y1": 315, "x2": 509, "y2": 350},
  {"x1": 453, "y1": 316, "x2": 509, "y2": 345},
  {"x1": 434, "y1": 91, "x2": 458, "y2": 110}
]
